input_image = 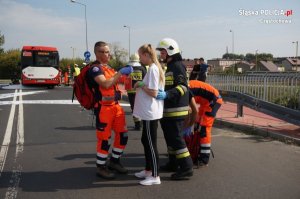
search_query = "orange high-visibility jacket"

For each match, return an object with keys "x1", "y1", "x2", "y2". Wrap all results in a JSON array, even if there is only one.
[{"x1": 98, "y1": 65, "x2": 121, "y2": 105}]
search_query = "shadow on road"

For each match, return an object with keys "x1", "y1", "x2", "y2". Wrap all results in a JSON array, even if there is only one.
[
  {"x1": 0, "y1": 167, "x2": 139, "y2": 192},
  {"x1": 55, "y1": 126, "x2": 95, "y2": 131},
  {"x1": 0, "y1": 153, "x2": 168, "y2": 192}
]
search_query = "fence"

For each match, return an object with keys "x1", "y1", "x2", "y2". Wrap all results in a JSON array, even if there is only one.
[{"x1": 206, "y1": 72, "x2": 300, "y2": 110}]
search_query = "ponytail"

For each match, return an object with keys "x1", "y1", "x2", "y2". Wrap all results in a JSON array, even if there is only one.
[{"x1": 139, "y1": 44, "x2": 165, "y2": 86}]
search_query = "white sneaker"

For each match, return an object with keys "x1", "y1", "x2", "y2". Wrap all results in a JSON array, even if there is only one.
[
  {"x1": 139, "y1": 176, "x2": 161, "y2": 186},
  {"x1": 134, "y1": 170, "x2": 152, "y2": 179}
]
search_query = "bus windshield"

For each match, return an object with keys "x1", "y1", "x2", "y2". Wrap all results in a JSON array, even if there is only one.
[
  {"x1": 35, "y1": 52, "x2": 59, "y2": 67},
  {"x1": 21, "y1": 51, "x2": 59, "y2": 69}
]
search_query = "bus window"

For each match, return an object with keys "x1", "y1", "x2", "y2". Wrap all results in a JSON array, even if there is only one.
[{"x1": 35, "y1": 52, "x2": 59, "y2": 67}]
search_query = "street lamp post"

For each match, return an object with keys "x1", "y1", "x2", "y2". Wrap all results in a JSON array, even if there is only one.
[
  {"x1": 292, "y1": 41, "x2": 299, "y2": 72},
  {"x1": 123, "y1": 25, "x2": 131, "y2": 60},
  {"x1": 230, "y1": 30, "x2": 234, "y2": 55},
  {"x1": 71, "y1": 47, "x2": 76, "y2": 66},
  {"x1": 230, "y1": 29, "x2": 235, "y2": 75},
  {"x1": 255, "y1": 49, "x2": 258, "y2": 71},
  {"x1": 70, "y1": 0, "x2": 88, "y2": 52}
]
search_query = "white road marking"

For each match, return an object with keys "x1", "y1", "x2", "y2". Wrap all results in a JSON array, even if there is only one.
[
  {"x1": 5, "y1": 90, "x2": 24, "y2": 199},
  {"x1": 0, "y1": 90, "x2": 130, "y2": 198},
  {"x1": 0, "y1": 100, "x2": 130, "y2": 106},
  {"x1": 0, "y1": 90, "x2": 17, "y2": 177},
  {"x1": 0, "y1": 90, "x2": 47, "y2": 100},
  {"x1": 1, "y1": 84, "x2": 48, "y2": 90},
  {"x1": 16, "y1": 89, "x2": 24, "y2": 155}
]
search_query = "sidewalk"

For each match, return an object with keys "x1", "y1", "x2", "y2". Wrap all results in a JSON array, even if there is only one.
[
  {"x1": 118, "y1": 84, "x2": 300, "y2": 145},
  {"x1": 215, "y1": 102, "x2": 300, "y2": 145}
]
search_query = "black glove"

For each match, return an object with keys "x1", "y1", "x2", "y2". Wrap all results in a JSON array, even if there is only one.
[
  {"x1": 206, "y1": 102, "x2": 221, "y2": 117},
  {"x1": 194, "y1": 123, "x2": 200, "y2": 132},
  {"x1": 200, "y1": 126, "x2": 207, "y2": 138},
  {"x1": 115, "y1": 91, "x2": 121, "y2": 101},
  {"x1": 205, "y1": 111, "x2": 216, "y2": 117}
]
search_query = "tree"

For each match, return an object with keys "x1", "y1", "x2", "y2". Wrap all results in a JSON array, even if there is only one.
[
  {"x1": 245, "y1": 53, "x2": 273, "y2": 63},
  {"x1": 0, "y1": 31, "x2": 5, "y2": 54},
  {"x1": 109, "y1": 42, "x2": 127, "y2": 69},
  {"x1": 59, "y1": 57, "x2": 85, "y2": 73},
  {"x1": 0, "y1": 49, "x2": 21, "y2": 79},
  {"x1": 222, "y1": 53, "x2": 244, "y2": 60},
  {"x1": 245, "y1": 53, "x2": 255, "y2": 62},
  {"x1": 258, "y1": 53, "x2": 273, "y2": 61},
  {"x1": 224, "y1": 52, "x2": 274, "y2": 63}
]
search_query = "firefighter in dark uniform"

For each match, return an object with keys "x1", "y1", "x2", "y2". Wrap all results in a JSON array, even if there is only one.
[
  {"x1": 156, "y1": 38, "x2": 193, "y2": 180},
  {"x1": 125, "y1": 53, "x2": 147, "y2": 130}
]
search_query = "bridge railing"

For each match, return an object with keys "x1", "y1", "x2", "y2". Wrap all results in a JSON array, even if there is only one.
[{"x1": 207, "y1": 73, "x2": 300, "y2": 110}]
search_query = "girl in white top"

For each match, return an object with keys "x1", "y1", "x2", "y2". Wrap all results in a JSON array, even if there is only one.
[{"x1": 133, "y1": 44, "x2": 165, "y2": 186}]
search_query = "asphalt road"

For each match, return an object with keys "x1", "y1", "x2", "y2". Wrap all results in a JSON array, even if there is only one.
[{"x1": 0, "y1": 85, "x2": 299, "y2": 199}]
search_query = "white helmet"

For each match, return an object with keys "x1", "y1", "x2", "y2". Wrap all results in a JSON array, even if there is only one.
[
  {"x1": 129, "y1": 53, "x2": 140, "y2": 62},
  {"x1": 156, "y1": 38, "x2": 180, "y2": 56},
  {"x1": 128, "y1": 53, "x2": 141, "y2": 67}
]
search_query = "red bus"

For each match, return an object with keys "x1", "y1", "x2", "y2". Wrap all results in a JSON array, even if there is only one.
[{"x1": 21, "y1": 46, "x2": 60, "y2": 88}]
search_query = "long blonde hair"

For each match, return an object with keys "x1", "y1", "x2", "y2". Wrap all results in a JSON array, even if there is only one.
[{"x1": 139, "y1": 44, "x2": 165, "y2": 86}]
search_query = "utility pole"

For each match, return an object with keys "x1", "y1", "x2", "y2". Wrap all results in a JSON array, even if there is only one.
[
  {"x1": 292, "y1": 41, "x2": 298, "y2": 72},
  {"x1": 123, "y1": 25, "x2": 131, "y2": 61},
  {"x1": 255, "y1": 49, "x2": 258, "y2": 71},
  {"x1": 230, "y1": 30, "x2": 235, "y2": 75}
]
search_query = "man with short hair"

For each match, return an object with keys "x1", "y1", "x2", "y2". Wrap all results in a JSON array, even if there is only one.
[
  {"x1": 189, "y1": 58, "x2": 200, "y2": 80},
  {"x1": 198, "y1": 58, "x2": 209, "y2": 82},
  {"x1": 89, "y1": 41, "x2": 133, "y2": 179}
]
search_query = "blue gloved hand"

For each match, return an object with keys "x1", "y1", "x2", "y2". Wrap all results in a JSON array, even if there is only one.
[
  {"x1": 156, "y1": 89, "x2": 167, "y2": 100},
  {"x1": 182, "y1": 126, "x2": 193, "y2": 137},
  {"x1": 119, "y1": 66, "x2": 133, "y2": 75}
]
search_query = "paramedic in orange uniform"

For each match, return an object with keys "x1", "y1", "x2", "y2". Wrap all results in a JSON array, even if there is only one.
[
  {"x1": 89, "y1": 41, "x2": 133, "y2": 179},
  {"x1": 64, "y1": 71, "x2": 69, "y2": 86},
  {"x1": 188, "y1": 78, "x2": 223, "y2": 167}
]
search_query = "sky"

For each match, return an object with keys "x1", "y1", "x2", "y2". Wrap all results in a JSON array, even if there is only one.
[{"x1": 0, "y1": 0, "x2": 299, "y2": 61}]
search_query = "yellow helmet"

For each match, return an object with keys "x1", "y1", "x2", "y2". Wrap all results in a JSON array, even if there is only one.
[{"x1": 156, "y1": 38, "x2": 180, "y2": 56}]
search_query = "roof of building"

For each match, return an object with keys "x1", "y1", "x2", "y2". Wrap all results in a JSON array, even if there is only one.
[
  {"x1": 237, "y1": 61, "x2": 255, "y2": 66},
  {"x1": 285, "y1": 58, "x2": 300, "y2": 66},
  {"x1": 259, "y1": 61, "x2": 278, "y2": 72}
]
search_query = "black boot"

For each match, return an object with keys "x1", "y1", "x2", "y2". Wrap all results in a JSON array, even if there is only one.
[
  {"x1": 160, "y1": 154, "x2": 178, "y2": 172},
  {"x1": 96, "y1": 165, "x2": 115, "y2": 179},
  {"x1": 107, "y1": 159, "x2": 128, "y2": 174},
  {"x1": 171, "y1": 156, "x2": 193, "y2": 180},
  {"x1": 171, "y1": 168, "x2": 193, "y2": 180}
]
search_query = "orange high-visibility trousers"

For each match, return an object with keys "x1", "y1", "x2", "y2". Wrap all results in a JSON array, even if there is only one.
[
  {"x1": 64, "y1": 72, "x2": 69, "y2": 85},
  {"x1": 197, "y1": 106, "x2": 215, "y2": 164},
  {"x1": 95, "y1": 103, "x2": 128, "y2": 165}
]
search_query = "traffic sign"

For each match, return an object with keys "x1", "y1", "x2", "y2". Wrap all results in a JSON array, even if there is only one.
[
  {"x1": 84, "y1": 51, "x2": 91, "y2": 58},
  {"x1": 85, "y1": 57, "x2": 90, "y2": 63}
]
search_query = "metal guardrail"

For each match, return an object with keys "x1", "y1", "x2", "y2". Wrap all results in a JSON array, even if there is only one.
[
  {"x1": 220, "y1": 90, "x2": 300, "y2": 126},
  {"x1": 207, "y1": 73, "x2": 300, "y2": 110}
]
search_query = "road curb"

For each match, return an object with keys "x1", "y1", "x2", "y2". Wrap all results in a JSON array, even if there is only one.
[
  {"x1": 0, "y1": 84, "x2": 10, "y2": 89},
  {"x1": 215, "y1": 119, "x2": 300, "y2": 146}
]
